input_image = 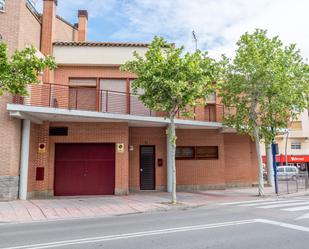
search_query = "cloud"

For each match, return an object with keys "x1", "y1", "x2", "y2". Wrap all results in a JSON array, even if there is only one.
[{"x1": 35, "y1": 0, "x2": 309, "y2": 60}]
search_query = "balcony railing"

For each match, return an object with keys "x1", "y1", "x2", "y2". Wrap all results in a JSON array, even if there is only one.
[{"x1": 12, "y1": 83, "x2": 229, "y2": 123}]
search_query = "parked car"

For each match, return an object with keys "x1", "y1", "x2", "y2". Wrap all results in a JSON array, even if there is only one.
[
  {"x1": 276, "y1": 166, "x2": 299, "y2": 180},
  {"x1": 263, "y1": 168, "x2": 268, "y2": 181}
]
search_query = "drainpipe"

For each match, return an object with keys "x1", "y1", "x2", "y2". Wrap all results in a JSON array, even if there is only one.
[
  {"x1": 166, "y1": 125, "x2": 173, "y2": 193},
  {"x1": 19, "y1": 120, "x2": 31, "y2": 200}
]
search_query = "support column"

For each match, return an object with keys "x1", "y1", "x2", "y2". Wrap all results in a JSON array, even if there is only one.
[
  {"x1": 19, "y1": 120, "x2": 31, "y2": 200},
  {"x1": 166, "y1": 125, "x2": 173, "y2": 193},
  {"x1": 266, "y1": 143, "x2": 274, "y2": 187}
]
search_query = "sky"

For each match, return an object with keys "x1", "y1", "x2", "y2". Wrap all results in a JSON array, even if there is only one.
[{"x1": 34, "y1": 0, "x2": 309, "y2": 60}]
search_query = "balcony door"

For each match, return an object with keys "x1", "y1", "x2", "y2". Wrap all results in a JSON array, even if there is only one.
[
  {"x1": 205, "y1": 104, "x2": 216, "y2": 122},
  {"x1": 100, "y1": 79, "x2": 127, "y2": 114},
  {"x1": 129, "y1": 80, "x2": 152, "y2": 116},
  {"x1": 69, "y1": 79, "x2": 97, "y2": 111}
]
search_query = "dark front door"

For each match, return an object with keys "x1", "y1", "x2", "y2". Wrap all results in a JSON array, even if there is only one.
[
  {"x1": 54, "y1": 143, "x2": 115, "y2": 196},
  {"x1": 140, "y1": 146, "x2": 155, "y2": 190}
]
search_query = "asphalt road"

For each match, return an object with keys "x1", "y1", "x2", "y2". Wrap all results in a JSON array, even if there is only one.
[{"x1": 1, "y1": 196, "x2": 309, "y2": 249}]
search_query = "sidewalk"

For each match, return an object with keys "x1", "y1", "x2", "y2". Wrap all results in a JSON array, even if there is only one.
[{"x1": 1, "y1": 187, "x2": 308, "y2": 224}]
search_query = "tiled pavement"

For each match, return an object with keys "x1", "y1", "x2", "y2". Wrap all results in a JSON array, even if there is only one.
[{"x1": 1, "y1": 187, "x2": 308, "y2": 224}]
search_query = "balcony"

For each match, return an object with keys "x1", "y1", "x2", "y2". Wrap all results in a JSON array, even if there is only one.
[{"x1": 11, "y1": 83, "x2": 228, "y2": 123}]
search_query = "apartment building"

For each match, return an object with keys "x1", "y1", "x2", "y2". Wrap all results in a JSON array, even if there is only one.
[
  {"x1": 262, "y1": 110, "x2": 309, "y2": 169},
  {"x1": 0, "y1": 0, "x2": 258, "y2": 201}
]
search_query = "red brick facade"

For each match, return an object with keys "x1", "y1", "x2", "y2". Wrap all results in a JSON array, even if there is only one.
[
  {"x1": 26, "y1": 123, "x2": 257, "y2": 196},
  {"x1": 28, "y1": 122, "x2": 129, "y2": 197},
  {"x1": 0, "y1": 0, "x2": 259, "y2": 200}
]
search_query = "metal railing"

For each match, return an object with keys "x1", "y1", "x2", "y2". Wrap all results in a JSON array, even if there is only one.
[
  {"x1": 12, "y1": 83, "x2": 228, "y2": 122},
  {"x1": 277, "y1": 171, "x2": 309, "y2": 194}
]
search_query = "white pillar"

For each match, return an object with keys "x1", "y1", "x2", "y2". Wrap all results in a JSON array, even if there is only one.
[
  {"x1": 266, "y1": 143, "x2": 274, "y2": 187},
  {"x1": 19, "y1": 119, "x2": 31, "y2": 200},
  {"x1": 166, "y1": 125, "x2": 173, "y2": 193}
]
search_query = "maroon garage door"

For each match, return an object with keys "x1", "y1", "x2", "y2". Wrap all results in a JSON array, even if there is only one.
[{"x1": 54, "y1": 143, "x2": 115, "y2": 196}]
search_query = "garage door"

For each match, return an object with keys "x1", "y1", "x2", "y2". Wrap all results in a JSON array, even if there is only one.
[{"x1": 54, "y1": 143, "x2": 115, "y2": 196}]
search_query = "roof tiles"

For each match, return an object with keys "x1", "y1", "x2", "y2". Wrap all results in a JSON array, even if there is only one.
[{"x1": 53, "y1": 41, "x2": 149, "y2": 47}]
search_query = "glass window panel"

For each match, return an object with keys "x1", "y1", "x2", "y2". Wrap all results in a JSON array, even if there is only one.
[
  {"x1": 176, "y1": 147, "x2": 195, "y2": 159},
  {"x1": 196, "y1": 146, "x2": 218, "y2": 159}
]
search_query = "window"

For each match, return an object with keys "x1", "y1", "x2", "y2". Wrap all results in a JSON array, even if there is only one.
[
  {"x1": 277, "y1": 167, "x2": 284, "y2": 173},
  {"x1": 205, "y1": 93, "x2": 216, "y2": 103},
  {"x1": 0, "y1": 0, "x2": 5, "y2": 11},
  {"x1": 291, "y1": 142, "x2": 301, "y2": 150},
  {"x1": 195, "y1": 146, "x2": 218, "y2": 159},
  {"x1": 290, "y1": 121, "x2": 302, "y2": 130},
  {"x1": 205, "y1": 105, "x2": 216, "y2": 122},
  {"x1": 176, "y1": 147, "x2": 195, "y2": 159},
  {"x1": 49, "y1": 127, "x2": 68, "y2": 136},
  {"x1": 100, "y1": 79, "x2": 127, "y2": 114},
  {"x1": 176, "y1": 146, "x2": 219, "y2": 160},
  {"x1": 69, "y1": 78, "x2": 97, "y2": 111},
  {"x1": 286, "y1": 167, "x2": 297, "y2": 173}
]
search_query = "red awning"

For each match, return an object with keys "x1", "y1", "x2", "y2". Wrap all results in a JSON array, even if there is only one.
[{"x1": 262, "y1": 155, "x2": 309, "y2": 163}]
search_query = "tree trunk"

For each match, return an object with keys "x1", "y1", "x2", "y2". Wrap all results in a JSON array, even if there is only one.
[
  {"x1": 265, "y1": 143, "x2": 274, "y2": 187},
  {"x1": 169, "y1": 116, "x2": 177, "y2": 204},
  {"x1": 253, "y1": 126, "x2": 264, "y2": 196}
]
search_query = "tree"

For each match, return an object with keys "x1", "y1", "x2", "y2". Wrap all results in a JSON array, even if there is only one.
[
  {"x1": 122, "y1": 36, "x2": 218, "y2": 203},
  {"x1": 0, "y1": 42, "x2": 56, "y2": 96},
  {"x1": 218, "y1": 29, "x2": 309, "y2": 196}
]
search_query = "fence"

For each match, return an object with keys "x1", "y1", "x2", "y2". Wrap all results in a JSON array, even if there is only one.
[
  {"x1": 277, "y1": 171, "x2": 309, "y2": 194},
  {"x1": 12, "y1": 83, "x2": 228, "y2": 122}
]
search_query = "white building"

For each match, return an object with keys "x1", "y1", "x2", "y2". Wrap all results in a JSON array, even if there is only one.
[{"x1": 262, "y1": 109, "x2": 309, "y2": 168}]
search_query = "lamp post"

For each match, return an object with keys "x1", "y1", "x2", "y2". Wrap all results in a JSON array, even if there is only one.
[{"x1": 285, "y1": 129, "x2": 289, "y2": 166}]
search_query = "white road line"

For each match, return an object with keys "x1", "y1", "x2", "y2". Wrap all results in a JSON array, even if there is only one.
[
  {"x1": 282, "y1": 205, "x2": 309, "y2": 212},
  {"x1": 220, "y1": 197, "x2": 308, "y2": 206},
  {"x1": 3, "y1": 219, "x2": 309, "y2": 248},
  {"x1": 1, "y1": 219, "x2": 258, "y2": 249},
  {"x1": 220, "y1": 199, "x2": 275, "y2": 205},
  {"x1": 239, "y1": 199, "x2": 306, "y2": 207},
  {"x1": 295, "y1": 213, "x2": 309, "y2": 220},
  {"x1": 257, "y1": 201, "x2": 309, "y2": 209},
  {"x1": 258, "y1": 219, "x2": 309, "y2": 232}
]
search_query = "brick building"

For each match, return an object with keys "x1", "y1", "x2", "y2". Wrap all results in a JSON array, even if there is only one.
[{"x1": 0, "y1": 0, "x2": 258, "y2": 200}]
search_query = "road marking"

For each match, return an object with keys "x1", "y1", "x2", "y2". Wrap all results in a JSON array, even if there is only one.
[
  {"x1": 295, "y1": 213, "x2": 309, "y2": 220},
  {"x1": 283, "y1": 205, "x2": 309, "y2": 212},
  {"x1": 257, "y1": 219, "x2": 309, "y2": 232},
  {"x1": 219, "y1": 197, "x2": 308, "y2": 206},
  {"x1": 239, "y1": 199, "x2": 306, "y2": 207},
  {"x1": 1, "y1": 219, "x2": 258, "y2": 249},
  {"x1": 220, "y1": 199, "x2": 275, "y2": 205},
  {"x1": 257, "y1": 201, "x2": 309, "y2": 209},
  {"x1": 3, "y1": 219, "x2": 309, "y2": 249}
]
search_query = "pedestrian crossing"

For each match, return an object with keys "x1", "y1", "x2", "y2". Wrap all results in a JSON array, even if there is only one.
[{"x1": 220, "y1": 197, "x2": 309, "y2": 220}]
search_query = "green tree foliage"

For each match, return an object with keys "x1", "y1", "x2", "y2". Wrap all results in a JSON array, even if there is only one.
[
  {"x1": 0, "y1": 42, "x2": 56, "y2": 96},
  {"x1": 122, "y1": 36, "x2": 218, "y2": 203},
  {"x1": 218, "y1": 29, "x2": 309, "y2": 195}
]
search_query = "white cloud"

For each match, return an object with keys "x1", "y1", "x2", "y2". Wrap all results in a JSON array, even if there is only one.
[{"x1": 35, "y1": 0, "x2": 309, "y2": 60}]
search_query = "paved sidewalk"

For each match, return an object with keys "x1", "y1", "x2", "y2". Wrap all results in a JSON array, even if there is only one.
[{"x1": 0, "y1": 187, "x2": 308, "y2": 223}]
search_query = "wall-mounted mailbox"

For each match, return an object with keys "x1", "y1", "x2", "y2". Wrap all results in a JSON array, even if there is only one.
[
  {"x1": 36, "y1": 167, "x2": 44, "y2": 181},
  {"x1": 158, "y1": 158, "x2": 163, "y2": 167}
]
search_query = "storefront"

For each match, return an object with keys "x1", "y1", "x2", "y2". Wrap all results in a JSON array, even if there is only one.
[{"x1": 262, "y1": 155, "x2": 309, "y2": 170}]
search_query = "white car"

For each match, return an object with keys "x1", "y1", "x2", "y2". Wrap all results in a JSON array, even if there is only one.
[{"x1": 276, "y1": 166, "x2": 299, "y2": 180}]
